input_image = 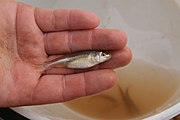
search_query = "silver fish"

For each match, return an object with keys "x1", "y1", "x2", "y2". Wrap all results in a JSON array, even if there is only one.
[{"x1": 45, "y1": 51, "x2": 111, "y2": 69}]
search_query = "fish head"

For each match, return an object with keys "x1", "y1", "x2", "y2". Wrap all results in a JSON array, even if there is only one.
[{"x1": 93, "y1": 52, "x2": 111, "y2": 63}]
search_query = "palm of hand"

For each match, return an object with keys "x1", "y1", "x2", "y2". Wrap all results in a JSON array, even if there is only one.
[
  {"x1": 0, "y1": 0, "x2": 131, "y2": 107},
  {"x1": 0, "y1": 1, "x2": 47, "y2": 107}
]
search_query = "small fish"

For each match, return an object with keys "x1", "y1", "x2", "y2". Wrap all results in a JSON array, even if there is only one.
[
  {"x1": 118, "y1": 86, "x2": 139, "y2": 116},
  {"x1": 45, "y1": 51, "x2": 111, "y2": 69}
]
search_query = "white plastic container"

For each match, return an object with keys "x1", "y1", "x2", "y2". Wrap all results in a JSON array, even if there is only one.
[{"x1": 13, "y1": 0, "x2": 180, "y2": 119}]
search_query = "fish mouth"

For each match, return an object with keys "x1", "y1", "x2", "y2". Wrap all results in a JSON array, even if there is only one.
[{"x1": 106, "y1": 54, "x2": 112, "y2": 60}]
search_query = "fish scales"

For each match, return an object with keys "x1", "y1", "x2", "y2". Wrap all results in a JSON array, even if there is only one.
[{"x1": 45, "y1": 51, "x2": 111, "y2": 69}]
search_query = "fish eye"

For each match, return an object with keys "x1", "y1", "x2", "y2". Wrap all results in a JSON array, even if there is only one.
[{"x1": 101, "y1": 53, "x2": 106, "y2": 56}]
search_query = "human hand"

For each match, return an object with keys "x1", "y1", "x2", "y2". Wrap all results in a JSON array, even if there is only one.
[{"x1": 0, "y1": 0, "x2": 132, "y2": 107}]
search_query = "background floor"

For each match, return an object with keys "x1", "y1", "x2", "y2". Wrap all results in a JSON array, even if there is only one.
[{"x1": 0, "y1": 108, "x2": 29, "y2": 120}]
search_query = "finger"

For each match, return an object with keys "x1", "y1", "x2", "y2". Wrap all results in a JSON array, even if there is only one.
[
  {"x1": 44, "y1": 47, "x2": 132, "y2": 75},
  {"x1": 34, "y1": 8, "x2": 99, "y2": 32},
  {"x1": 44, "y1": 29, "x2": 127, "y2": 55},
  {"x1": 31, "y1": 69, "x2": 117, "y2": 104},
  {"x1": 100, "y1": 47, "x2": 132, "y2": 69}
]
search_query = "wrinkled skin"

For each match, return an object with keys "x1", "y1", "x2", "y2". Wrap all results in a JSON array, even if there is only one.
[{"x1": 0, "y1": 0, "x2": 132, "y2": 107}]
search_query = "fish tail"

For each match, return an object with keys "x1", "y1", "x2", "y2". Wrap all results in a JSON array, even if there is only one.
[{"x1": 44, "y1": 59, "x2": 67, "y2": 69}]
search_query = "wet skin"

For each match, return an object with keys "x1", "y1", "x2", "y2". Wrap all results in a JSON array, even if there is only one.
[{"x1": 0, "y1": 0, "x2": 132, "y2": 107}]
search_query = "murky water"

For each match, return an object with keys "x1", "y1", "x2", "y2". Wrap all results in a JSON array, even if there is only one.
[{"x1": 65, "y1": 59, "x2": 180, "y2": 119}]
